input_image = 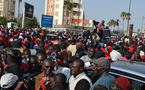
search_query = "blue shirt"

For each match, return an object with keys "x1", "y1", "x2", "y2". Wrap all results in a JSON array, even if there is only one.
[{"x1": 91, "y1": 73, "x2": 115, "y2": 90}]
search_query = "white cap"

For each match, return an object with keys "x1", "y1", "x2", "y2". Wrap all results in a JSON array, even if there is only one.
[{"x1": 0, "y1": 73, "x2": 18, "y2": 89}]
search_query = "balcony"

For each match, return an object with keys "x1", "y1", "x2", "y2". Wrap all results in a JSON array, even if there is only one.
[
  {"x1": 73, "y1": 8, "x2": 79, "y2": 11},
  {"x1": 72, "y1": 0, "x2": 81, "y2": 4}
]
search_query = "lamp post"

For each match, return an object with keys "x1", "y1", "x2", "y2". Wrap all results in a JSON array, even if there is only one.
[{"x1": 127, "y1": 0, "x2": 132, "y2": 35}]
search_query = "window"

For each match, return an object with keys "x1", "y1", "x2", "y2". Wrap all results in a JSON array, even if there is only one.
[
  {"x1": 73, "y1": 11, "x2": 80, "y2": 16},
  {"x1": 55, "y1": 12, "x2": 58, "y2": 16},
  {"x1": 55, "y1": 19, "x2": 58, "y2": 25},
  {"x1": 0, "y1": 4, "x2": 3, "y2": 9},
  {"x1": 56, "y1": 4, "x2": 59, "y2": 8}
]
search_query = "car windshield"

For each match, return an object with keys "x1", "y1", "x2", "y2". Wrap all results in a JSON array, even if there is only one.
[{"x1": 109, "y1": 61, "x2": 145, "y2": 84}]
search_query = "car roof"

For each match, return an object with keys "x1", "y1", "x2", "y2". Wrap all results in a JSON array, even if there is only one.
[{"x1": 109, "y1": 61, "x2": 145, "y2": 83}]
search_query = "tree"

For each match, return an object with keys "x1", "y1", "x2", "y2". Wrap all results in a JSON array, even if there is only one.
[
  {"x1": 64, "y1": 0, "x2": 74, "y2": 26},
  {"x1": 0, "y1": 16, "x2": 7, "y2": 26},
  {"x1": 120, "y1": 12, "x2": 126, "y2": 31},
  {"x1": 125, "y1": 13, "x2": 131, "y2": 21},
  {"x1": 120, "y1": 11, "x2": 131, "y2": 33},
  {"x1": 108, "y1": 19, "x2": 118, "y2": 30},
  {"x1": 7, "y1": 18, "x2": 17, "y2": 23},
  {"x1": 25, "y1": 17, "x2": 39, "y2": 28},
  {"x1": 17, "y1": 16, "x2": 39, "y2": 28}
]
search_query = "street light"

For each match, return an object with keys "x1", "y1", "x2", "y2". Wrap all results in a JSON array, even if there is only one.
[{"x1": 127, "y1": 0, "x2": 132, "y2": 35}]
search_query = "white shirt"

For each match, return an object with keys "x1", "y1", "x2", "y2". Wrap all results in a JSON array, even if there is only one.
[
  {"x1": 69, "y1": 72, "x2": 92, "y2": 90},
  {"x1": 67, "y1": 44, "x2": 77, "y2": 56},
  {"x1": 110, "y1": 50, "x2": 122, "y2": 61}
]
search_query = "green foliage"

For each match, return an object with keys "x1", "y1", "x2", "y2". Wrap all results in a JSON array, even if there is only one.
[
  {"x1": 120, "y1": 11, "x2": 131, "y2": 32},
  {"x1": 25, "y1": 17, "x2": 39, "y2": 28},
  {"x1": 7, "y1": 18, "x2": 17, "y2": 23},
  {"x1": 120, "y1": 12, "x2": 126, "y2": 21},
  {"x1": 107, "y1": 19, "x2": 118, "y2": 28},
  {"x1": 120, "y1": 11, "x2": 131, "y2": 21},
  {"x1": 0, "y1": 16, "x2": 7, "y2": 26},
  {"x1": 17, "y1": 16, "x2": 39, "y2": 28},
  {"x1": 64, "y1": 0, "x2": 74, "y2": 11}
]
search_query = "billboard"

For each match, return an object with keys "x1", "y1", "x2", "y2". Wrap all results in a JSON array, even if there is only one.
[
  {"x1": 25, "y1": 2, "x2": 34, "y2": 19},
  {"x1": 41, "y1": 15, "x2": 53, "y2": 28}
]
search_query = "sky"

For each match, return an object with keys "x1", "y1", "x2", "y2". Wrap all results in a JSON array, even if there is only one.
[
  {"x1": 83, "y1": 0, "x2": 145, "y2": 32},
  {"x1": 15, "y1": 0, "x2": 145, "y2": 31},
  {"x1": 15, "y1": 0, "x2": 45, "y2": 23}
]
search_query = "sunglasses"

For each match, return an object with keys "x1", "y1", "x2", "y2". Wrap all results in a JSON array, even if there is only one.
[{"x1": 44, "y1": 66, "x2": 53, "y2": 69}]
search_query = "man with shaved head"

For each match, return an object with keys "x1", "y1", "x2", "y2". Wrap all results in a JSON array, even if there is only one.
[
  {"x1": 69, "y1": 59, "x2": 92, "y2": 90},
  {"x1": 35, "y1": 59, "x2": 55, "y2": 90}
]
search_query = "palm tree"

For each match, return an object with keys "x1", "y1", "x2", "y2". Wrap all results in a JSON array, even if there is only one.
[
  {"x1": 125, "y1": 12, "x2": 131, "y2": 34},
  {"x1": 125, "y1": 13, "x2": 131, "y2": 21},
  {"x1": 120, "y1": 12, "x2": 126, "y2": 32},
  {"x1": 108, "y1": 19, "x2": 118, "y2": 31}
]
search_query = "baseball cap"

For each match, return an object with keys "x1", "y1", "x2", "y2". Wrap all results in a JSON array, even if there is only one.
[{"x1": 0, "y1": 73, "x2": 18, "y2": 89}]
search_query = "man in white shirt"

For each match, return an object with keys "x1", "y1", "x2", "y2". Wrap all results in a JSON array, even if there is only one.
[
  {"x1": 110, "y1": 45, "x2": 122, "y2": 61},
  {"x1": 67, "y1": 40, "x2": 77, "y2": 56},
  {"x1": 69, "y1": 59, "x2": 92, "y2": 90}
]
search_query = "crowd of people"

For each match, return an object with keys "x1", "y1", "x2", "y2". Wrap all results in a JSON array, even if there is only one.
[{"x1": 0, "y1": 23, "x2": 144, "y2": 90}]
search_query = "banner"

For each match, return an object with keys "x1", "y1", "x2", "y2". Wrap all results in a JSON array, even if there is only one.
[
  {"x1": 41, "y1": 15, "x2": 53, "y2": 28},
  {"x1": 25, "y1": 2, "x2": 34, "y2": 19}
]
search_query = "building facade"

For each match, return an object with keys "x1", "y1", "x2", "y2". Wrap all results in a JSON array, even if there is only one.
[
  {"x1": 45, "y1": 0, "x2": 55, "y2": 16},
  {"x1": 44, "y1": 0, "x2": 93, "y2": 29},
  {"x1": 0, "y1": 0, "x2": 16, "y2": 18}
]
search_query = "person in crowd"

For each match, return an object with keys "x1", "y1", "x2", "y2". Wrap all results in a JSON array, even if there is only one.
[
  {"x1": 58, "y1": 45, "x2": 72, "y2": 62},
  {"x1": 91, "y1": 57, "x2": 115, "y2": 90},
  {"x1": 21, "y1": 49, "x2": 31, "y2": 72},
  {"x1": 67, "y1": 39, "x2": 77, "y2": 56},
  {"x1": 0, "y1": 73, "x2": 19, "y2": 90},
  {"x1": 97, "y1": 20, "x2": 105, "y2": 41},
  {"x1": 29, "y1": 55, "x2": 41, "y2": 75},
  {"x1": 5, "y1": 54, "x2": 22, "y2": 78},
  {"x1": 112, "y1": 76, "x2": 131, "y2": 90},
  {"x1": 81, "y1": 47, "x2": 95, "y2": 65},
  {"x1": 69, "y1": 59, "x2": 92, "y2": 90},
  {"x1": 95, "y1": 45, "x2": 105, "y2": 59},
  {"x1": 110, "y1": 45, "x2": 122, "y2": 61},
  {"x1": 36, "y1": 51, "x2": 47, "y2": 68},
  {"x1": 51, "y1": 73, "x2": 67, "y2": 90},
  {"x1": 75, "y1": 51, "x2": 83, "y2": 59},
  {"x1": 11, "y1": 36, "x2": 22, "y2": 48},
  {"x1": 35, "y1": 58, "x2": 55, "y2": 90},
  {"x1": 119, "y1": 51, "x2": 132, "y2": 61},
  {"x1": 56, "y1": 60, "x2": 71, "y2": 83}
]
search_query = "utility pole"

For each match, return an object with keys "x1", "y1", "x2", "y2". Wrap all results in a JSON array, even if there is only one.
[
  {"x1": 141, "y1": 16, "x2": 145, "y2": 33},
  {"x1": 127, "y1": 0, "x2": 132, "y2": 35}
]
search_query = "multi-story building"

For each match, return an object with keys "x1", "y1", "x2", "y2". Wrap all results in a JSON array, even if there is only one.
[
  {"x1": 0, "y1": 0, "x2": 16, "y2": 19},
  {"x1": 45, "y1": 0, "x2": 55, "y2": 16},
  {"x1": 53, "y1": 0, "x2": 84, "y2": 28},
  {"x1": 44, "y1": 0, "x2": 93, "y2": 29}
]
